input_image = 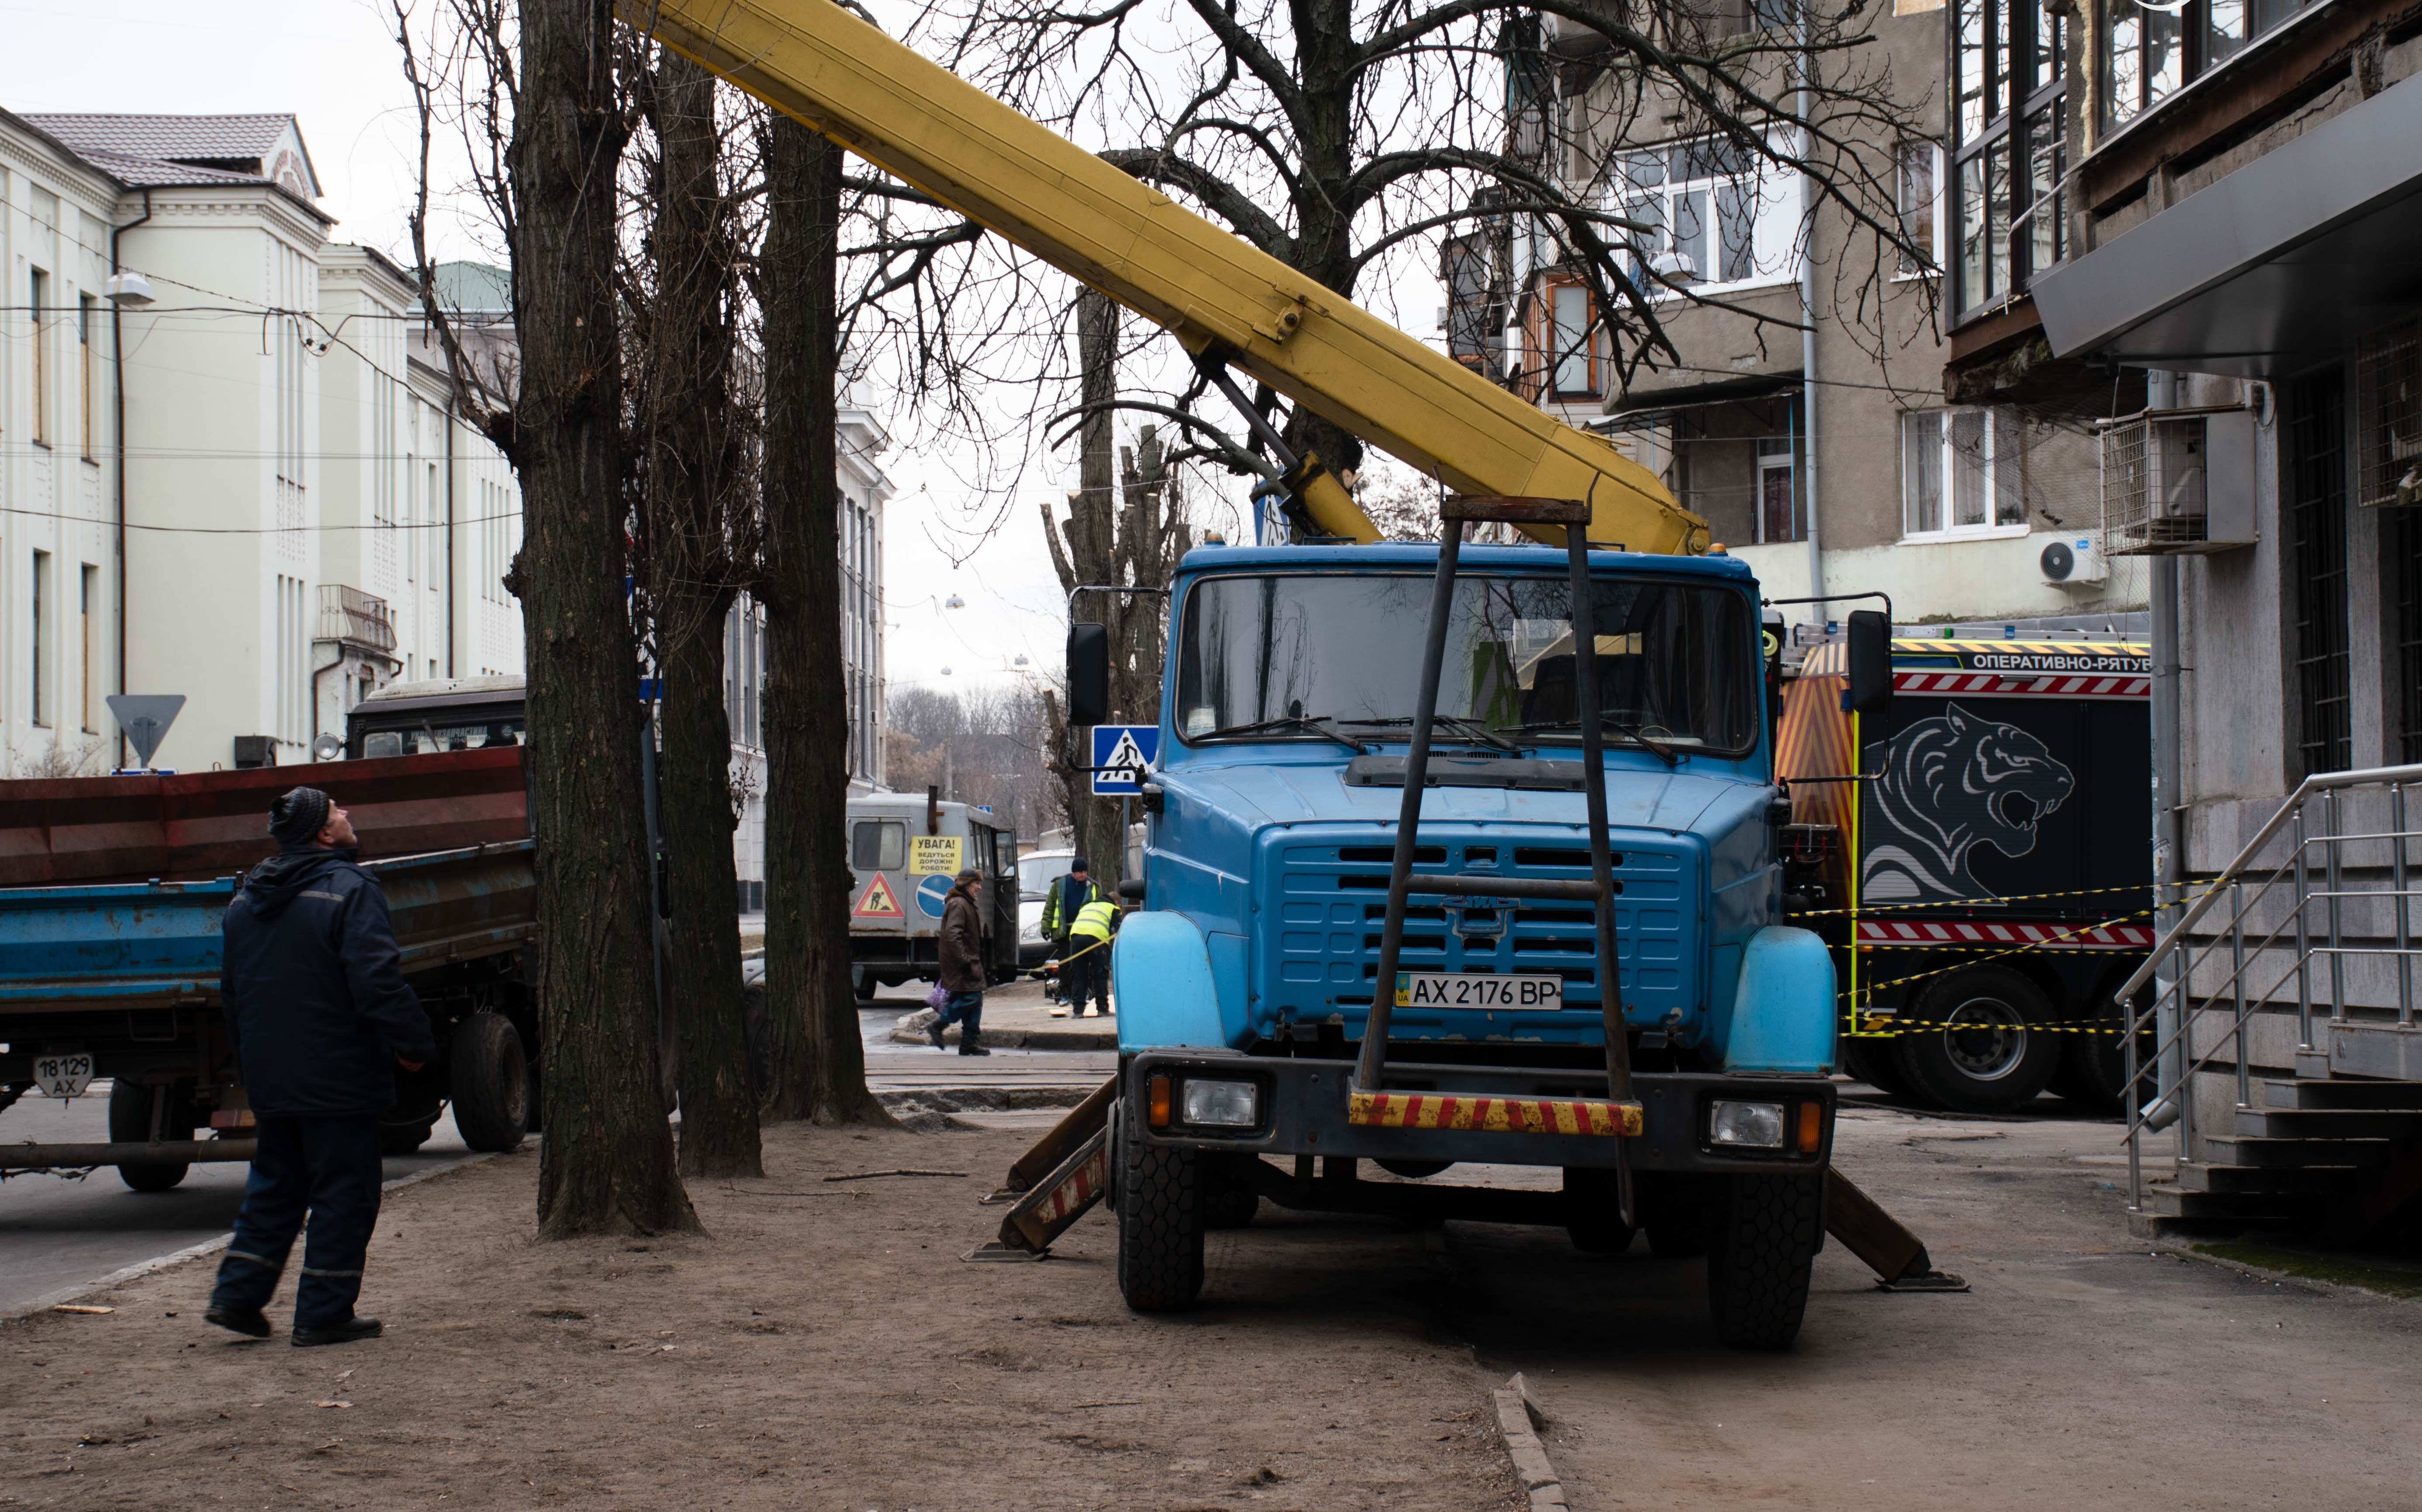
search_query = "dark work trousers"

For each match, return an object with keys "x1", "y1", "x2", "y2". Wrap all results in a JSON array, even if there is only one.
[
  {"x1": 209, "y1": 1115, "x2": 384, "y2": 1329},
  {"x1": 1062, "y1": 941, "x2": 1112, "y2": 1015},
  {"x1": 937, "y1": 991, "x2": 984, "y2": 1051}
]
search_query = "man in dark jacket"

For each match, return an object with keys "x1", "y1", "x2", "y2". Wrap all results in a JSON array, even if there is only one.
[
  {"x1": 927, "y1": 868, "x2": 991, "y2": 1056},
  {"x1": 204, "y1": 786, "x2": 436, "y2": 1347}
]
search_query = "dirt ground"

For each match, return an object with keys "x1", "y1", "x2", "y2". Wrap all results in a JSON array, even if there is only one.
[{"x1": 0, "y1": 1118, "x2": 1524, "y2": 1512}]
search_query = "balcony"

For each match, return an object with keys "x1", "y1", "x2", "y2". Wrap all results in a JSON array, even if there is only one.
[{"x1": 319, "y1": 583, "x2": 397, "y2": 654}]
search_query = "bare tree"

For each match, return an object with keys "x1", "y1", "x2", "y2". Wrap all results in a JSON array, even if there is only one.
[
  {"x1": 914, "y1": 0, "x2": 1930, "y2": 497},
  {"x1": 755, "y1": 114, "x2": 889, "y2": 1125},
  {"x1": 631, "y1": 48, "x2": 762, "y2": 1178},
  {"x1": 395, "y1": 0, "x2": 696, "y2": 1236}
]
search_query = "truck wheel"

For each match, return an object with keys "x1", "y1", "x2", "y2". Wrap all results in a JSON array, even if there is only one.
[
  {"x1": 1116, "y1": 1106, "x2": 1204, "y2": 1311},
  {"x1": 1889, "y1": 967, "x2": 2059, "y2": 1114},
  {"x1": 1705, "y1": 1172, "x2": 1822, "y2": 1350},
  {"x1": 449, "y1": 1012, "x2": 530, "y2": 1153},
  {"x1": 108, "y1": 1080, "x2": 191, "y2": 1193},
  {"x1": 1842, "y1": 1036, "x2": 1917, "y2": 1101},
  {"x1": 2044, "y1": 994, "x2": 2149, "y2": 1113},
  {"x1": 854, "y1": 974, "x2": 877, "y2": 1001},
  {"x1": 1200, "y1": 1156, "x2": 1260, "y2": 1229},
  {"x1": 1563, "y1": 1166, "x2": 1634, "y2": 1254}
]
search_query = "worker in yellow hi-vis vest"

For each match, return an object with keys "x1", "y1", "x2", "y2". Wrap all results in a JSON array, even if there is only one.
[{"x1": 1062, "y1": 895, "x2": 1119, "y2": 1018}]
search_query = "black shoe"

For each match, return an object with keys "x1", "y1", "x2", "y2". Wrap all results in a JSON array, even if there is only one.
[
  {"x1": 958, "y1": 1036, "x2": 992, "y2": 1057},
  {"x1": 926, "y1": 1020, "x2": 949, "y2": 1050},
  {"x1": 291, "y1": 1316, "x2": 383, "y2": 1348},
  {"x1": 204, "y1": 1305, "x2": 271, "y2": 1339}
]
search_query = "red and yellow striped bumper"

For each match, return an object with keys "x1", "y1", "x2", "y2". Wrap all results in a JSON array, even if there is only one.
[{"x1": 1347, "y1": 1090, "x2": 1643, "y2": 1137}]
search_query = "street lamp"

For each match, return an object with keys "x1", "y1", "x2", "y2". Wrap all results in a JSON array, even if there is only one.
[
  {"x1": 944, "y1": 594, "x2": 966, "y2": 609},
  {"x1": 104, "y1": 271, "x2": 155, "y2": 307}
]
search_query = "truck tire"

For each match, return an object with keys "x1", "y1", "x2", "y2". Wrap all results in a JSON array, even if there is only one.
[
  {"x1": 2044, "y1": 992, "x2": 2149, "y2": 1113},
  {"x1": 108, "y1": 1080, "x2": 192, "y2": 1193},
  {"x1": 1116, "y1": 1107, "x2": 1205, "y2": 1311},
  {"x1": 1202, "y1": 1158, "x2": 1260, "y2": 1229},
  {"x1": 1704, "y1": 1171, "x2": 1822, "y2": 1350},
  {"x1": 1563, "y1": 1166, "x2": 1635, "y2": 1254},
  {"x1": 854, "y1": 974, "x2": 877, "y2": 1001},
  {"x1": 449, "y1": 1011, "x2": 530, "y2": 1153},
  {"x1": 1842, "y1": 1036, "x2": 1917, "y2": 1101},
  {"x1": 1890, "y1": 967, "x2": 2059, "y2": 1114}
]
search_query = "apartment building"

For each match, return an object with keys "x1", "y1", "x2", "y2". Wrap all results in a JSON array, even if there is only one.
[
  {"x1": 1968, "y1": 0, "x2": 2422, "y2": 1229},
  {"x1": 0, "y1": 110, "x2": 524, "y2": 775},
  {"x1": 1450, "y1": 6, "x2": 2145, "y2": 632}
]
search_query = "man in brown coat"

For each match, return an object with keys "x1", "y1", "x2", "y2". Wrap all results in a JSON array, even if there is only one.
[{"x1": 927, "y1": 868, "x2": 990, "y2": 1056}]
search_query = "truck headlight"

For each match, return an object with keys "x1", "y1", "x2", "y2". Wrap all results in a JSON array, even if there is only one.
[
  {"x1": 1181, "y1": 1078, "x2": 1259, "y2": 1128},
  {"x1": 1708, "y1": 1099, "x2": 1786, "y2": 1149}
]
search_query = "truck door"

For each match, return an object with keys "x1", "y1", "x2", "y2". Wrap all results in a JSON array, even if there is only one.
[{"x1": 849, "y1": 815, "x2": 911, "y2": 938}]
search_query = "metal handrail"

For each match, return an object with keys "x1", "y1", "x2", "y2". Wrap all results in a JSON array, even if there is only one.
[{"x1": 2119, "y1": 762, "x2": 2422, "y2": 1212}]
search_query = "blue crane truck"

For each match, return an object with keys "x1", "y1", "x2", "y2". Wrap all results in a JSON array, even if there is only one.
[{"x1": 1080, "y1": 501, "x2": 1903, "y2": 1350}]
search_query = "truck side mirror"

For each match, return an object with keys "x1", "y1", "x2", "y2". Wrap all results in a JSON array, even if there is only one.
[
  {"x1": 1067, "y1": 623, "x2": 1109, "y2": 727},
  {"x1": 1845, "y1": 610, "x2": 1893, "y2": 717}
]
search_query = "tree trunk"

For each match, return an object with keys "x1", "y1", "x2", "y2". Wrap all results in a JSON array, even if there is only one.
[
  {"x1": 510, "y1": 0, "x2": 694, "y2": 1236},
  {"x1": 642, "y1": 52, "x2": 762, "y2": 1179},
  {"x1": 759, "y1": 116, "x2": 888, "y2": 1125}
]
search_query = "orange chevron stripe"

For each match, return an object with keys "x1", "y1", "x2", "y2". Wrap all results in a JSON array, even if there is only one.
[{"x1": 1346, "y1": 1091, "x2": 1642, "y2": 1136}]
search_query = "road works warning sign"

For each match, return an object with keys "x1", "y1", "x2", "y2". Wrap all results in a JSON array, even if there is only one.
[
  {"x1": 852, "y1": 873, "x2": 904, "y2": 918},
  {"x1": 908, "y1": 834, "x2": 963, "y2": 876}
]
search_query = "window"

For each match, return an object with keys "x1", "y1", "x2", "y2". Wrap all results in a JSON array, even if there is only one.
[
  {"x1": 1896, "y1": 142, "x2": 1941, "y2": 276},
  {"x1": 1902, "y1": 409, "x2": 2025, "y2": 536},
  {"x1": 77, "y1": 294, "x2": 94, "y2": 459},
  {"x1": 852, "y1": 819, "x2": 907, "y2": 871},
  {"x1": 80, "y1": 564, "x2": 95, "y2": 732},
  {"x1": 427, "y1": 459, "x2": 442, "y2": 591},
  {"x1": 2103, "y1": 0, "x2": 2306, "y2": 135},
  {"x1": 30, "y1": 551, "x2": 49, "y2": 726},
  {"x1": 2286, "y1": 371, "x2": 2350, "y2": 776},
  {"x1": 1548, "y1": 282, "x2": 1595, "y2": 397},
  {"x1": 1949, "y1": 0, "x2": 2066, "y2": 319},
  {"x1": 1610, "y1": 138, "x2": 1770, "y2": 292},
  {"x1": 29, "y1": 269, "x2": 48, "y2": 446}
]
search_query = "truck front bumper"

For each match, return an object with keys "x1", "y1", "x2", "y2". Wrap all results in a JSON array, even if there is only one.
[{"x1": 1124, "y1": 1050, "x2": 1833, "y2": 1174}]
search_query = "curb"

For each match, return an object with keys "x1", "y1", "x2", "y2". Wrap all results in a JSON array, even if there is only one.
[
  {"x1": 0, "y1": 1148, "x2": 505, "y2": 1324},
  {"x1": 888, "y1": 1010, "x2": 1117, "y2": 1052},
  {"x1": 1493, "y1": 1372, "x2": 1570, "y2": 1512}
]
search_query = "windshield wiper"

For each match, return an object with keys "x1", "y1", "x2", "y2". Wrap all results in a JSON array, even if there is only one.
[
  {"x1": 1194, "y1": 715, "x2": 1370, "y2": 753},
  {"x1": 1337, "y1": 715, "x2": 1520, "y2": 755},
  {"x1": 1497, "y1": 716, "x2": 1681, "y2": 766}
]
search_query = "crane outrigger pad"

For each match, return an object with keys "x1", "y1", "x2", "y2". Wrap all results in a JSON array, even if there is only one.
[
  {"x1": 1347, "y1": 1090, "x2": 1643, "y2": 1138},
  {"x1": 992, "y1": 1128, "x2": 1110, "y2": 1256}
]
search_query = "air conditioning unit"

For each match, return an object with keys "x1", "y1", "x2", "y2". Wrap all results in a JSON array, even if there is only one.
[
  {"x1": 2039, "y1": 535, "x2": 2109, "y2": 586},
  {"x1": 2100, "y1": 407, "x2": 2256, "y2": 555}
]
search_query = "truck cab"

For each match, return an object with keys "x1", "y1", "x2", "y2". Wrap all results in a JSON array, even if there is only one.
[{"x1": 1106, "y1": 542, "x2": 1842, "y2": 1347}]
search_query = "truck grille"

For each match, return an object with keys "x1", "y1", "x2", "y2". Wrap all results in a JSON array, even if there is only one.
[{"x1": 1261, "y1": 829, "x2": 1694, "y2": 1031}]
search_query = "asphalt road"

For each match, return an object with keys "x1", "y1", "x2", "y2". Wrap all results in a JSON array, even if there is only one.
[
  {"x1": 1443, "y1": 1101, "x2": 2422, "y2": 1510},
  {"x1": 0, "y1": 1088, "x2": 480, "y2": 1319}
]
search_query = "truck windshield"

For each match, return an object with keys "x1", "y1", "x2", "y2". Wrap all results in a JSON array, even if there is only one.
[{"x1": 1175, "y1": 572, "x2": 1755, "y2": 754}]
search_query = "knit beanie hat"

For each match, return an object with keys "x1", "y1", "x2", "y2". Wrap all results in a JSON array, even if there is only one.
[{"x1": 269, "y1": 786, "x2": 333, "y2": 846}]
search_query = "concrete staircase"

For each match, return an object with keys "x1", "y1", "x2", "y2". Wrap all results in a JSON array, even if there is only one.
[{"x1": 2133, "y1": 1074, "x2": 2422, "y2": 1238}]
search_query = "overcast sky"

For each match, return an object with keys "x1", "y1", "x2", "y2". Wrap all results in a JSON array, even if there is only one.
[{"x1": 0, "y1": 0, "x2": 1443, "y2": 706}]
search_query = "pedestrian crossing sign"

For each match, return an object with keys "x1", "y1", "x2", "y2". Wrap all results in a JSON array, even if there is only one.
[
  {"x1": 852, "y1": 873, "x2": 904, "y2": 919},
  {"x1": 1090, "y1": 724, "x2": 1159, "y2": 795}
]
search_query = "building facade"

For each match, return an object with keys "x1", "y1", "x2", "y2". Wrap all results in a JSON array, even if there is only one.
[
  {"x1": 0, "y1": 110, "x2": 525, "y2": 776},
  {"x1": 1955, "y1": 0, "x2": 2422, "y2": 1223},
  {"x1": 725, "y1": 404, "x2": 892, "y2": 911},
  {"x1": 1453, "y1": 7, "x2": 2144, "y2": 636}
]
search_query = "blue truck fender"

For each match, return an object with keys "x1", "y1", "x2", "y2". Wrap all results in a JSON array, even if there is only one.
[
  {"x1": 1111, "y1": 912, "x2": 1240, "y2": 1052},
  {"x1": 1716, "y1": 925, "x2": 1838, "y2": 1075}
]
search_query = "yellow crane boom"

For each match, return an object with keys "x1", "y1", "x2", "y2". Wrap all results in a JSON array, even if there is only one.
[{"x1": 628, "y1": 0, "x2": 1709, "y2": 554}]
